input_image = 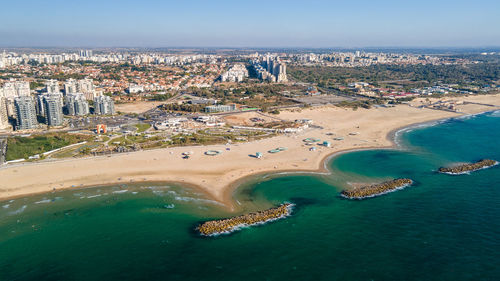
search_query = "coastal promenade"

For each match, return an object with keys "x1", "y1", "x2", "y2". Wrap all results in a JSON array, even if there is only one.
[{"x1": 1, "y1": 94, "x2": 499, "y2": 207}]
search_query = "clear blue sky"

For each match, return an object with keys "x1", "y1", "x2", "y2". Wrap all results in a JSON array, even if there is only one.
[{"x1": 1, "y1": 0, "x2": 499, "y2": 47}]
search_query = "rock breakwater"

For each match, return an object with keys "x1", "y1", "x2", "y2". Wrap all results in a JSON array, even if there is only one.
[
  {"x1": 341, "y1": 179, "x2": 413, "y2": 199},
  {"x1": 197, "y1": 203, "x2": 293, "y2": 236},
  {"x1": 438, "y1": 159, "x2": 498, "y2": 175}
]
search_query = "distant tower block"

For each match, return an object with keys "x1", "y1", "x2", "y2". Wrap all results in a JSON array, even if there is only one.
[{"x1": 96, "y1": 124, "x2": 107, "y2": 134}]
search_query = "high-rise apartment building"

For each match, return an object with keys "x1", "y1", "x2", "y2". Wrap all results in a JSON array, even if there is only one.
[
  {"x1": 45, "y1": 79, "x2": 60, "y2": 94},
  {"x1": 14, "y1": 96, "x2": 38, "y2": 130},
  {"x1": 65, "y1": 93, "x2": 89, "y2": 116},
  {"x1": 36, "y1": 94, "x2": 46, "y2": 116},
  {"x1": 94, "y1": 95, "x2": 115, "y2": 115},
  {"x1": 80, "y1": 50, "x2": 93, "y2": 58},
  {"x1": 1, "y1": 80, "x2": 30, "y2": 99},
  {"x1": 252, "y1": 56, "x2": 287, "y2": 83},
  {"x1": 64, "y1": 78, "x2": 78, "y2": 95},
  {"x1": 44, "y1": 94, "x2": 64, "y2": 126},
  {"x1": 64, "y1": 78, "x2": 95, "y2": 100},
  {"x1": 0, "y1": 96, "x2": 10, "y2": 130}
]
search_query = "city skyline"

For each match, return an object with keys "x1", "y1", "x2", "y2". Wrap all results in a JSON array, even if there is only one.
[{"x1": 1, "y1": 0, "x2": 500, "y2": 48}]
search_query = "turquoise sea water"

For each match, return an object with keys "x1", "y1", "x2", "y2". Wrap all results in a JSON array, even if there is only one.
[{"x1": 1, "y1": 111, "x2": 499, "y2": 281}]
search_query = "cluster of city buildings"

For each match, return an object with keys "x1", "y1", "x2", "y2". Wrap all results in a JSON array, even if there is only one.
[
  {"x1": 290, "y1": 51, "x2": 468, "y2": 67},
  {"x1": 1, "y1": 51, "x2": 226, "y2": 100},
  {"x1": 251, "y1": 55, "x2": 288, "y2": 83},
  {"x1": 220, "y1": 64, "x2": 249, "y2": 82},
  {"x1": 0, "y1": 81, "x2": 30, "y2": 130},
  {"x1": 0, "y1": 78, "x2": 115, "y2": 131},
  {"x1": 0, "y1": 50, "x2": 220, "y2": 68}
]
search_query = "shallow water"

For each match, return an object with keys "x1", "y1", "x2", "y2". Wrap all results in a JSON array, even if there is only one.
[{"x1": 1, "y1": 111, "x2": 499, "y2": 281}]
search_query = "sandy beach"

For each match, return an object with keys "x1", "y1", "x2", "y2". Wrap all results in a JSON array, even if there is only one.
[{"x1": 1, "y1": 94, "x2": 499, "y2": 206}]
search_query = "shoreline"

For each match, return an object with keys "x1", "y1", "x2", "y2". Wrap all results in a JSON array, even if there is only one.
[
  {"x1": 220, "y1": 112, "x2": 471, "y2": 208},
  {"x1": 1, "y1": 95, "x2": 500, "y2": 207}
]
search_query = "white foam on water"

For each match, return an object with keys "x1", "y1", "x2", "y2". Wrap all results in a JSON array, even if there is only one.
[
  {"x1": 393, "y1": 120, "x2": 443, "y2": 147},
  {"x1": 152, "y1": 190, "x2": 165, "y2": 196},
  {"x1": 2, "y1": 204, "x2": 10, "y2": 209},
  {"x1": 35, "y1": 199, "x2": 52, "y2": 204},
  {"x1": 86, "y1": 194, "x2": 102, "y2": 199},
  {"x1": 8, "y1": 205, "x2": 27, "y2": 215},
  {"x1": 142, "y1": 186, "x2": 171, "y2": 190},
  {"x1": 174, "y1": 196, "x2": 224, "y2": 206},
  {"x1": 489, "y1": 110, "x2": 500, "y2": 117},
  {"x1": 113, "y1": 190, "x2": 128, "y2": 194}
]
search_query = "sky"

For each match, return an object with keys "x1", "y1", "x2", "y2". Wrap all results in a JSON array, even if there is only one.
[{"x1": 1, "y1": 0, "x2": 499, "y2": 48}]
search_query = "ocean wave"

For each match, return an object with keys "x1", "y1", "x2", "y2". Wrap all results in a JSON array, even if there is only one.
[
  {"x1": 2, "y1": 204, "x2": 10, "y2": 209},
  {"x1": 489, "y1": 110, "x2": 500, "y2": 117},
  {"x1": 142, "y1": 186, "x2": 171, "y2": 190},
  {"x1": 456, "y1": 110, "x2": 498, "y2": 120},
  {"x1": 152, "y1": 190, "x2": 165, "y2": 196},
  {"x1": 174, "y1": 196, "x2": 223, "y2": 206},
  {"x1": 86, "y1": 194, "x2": 102, "y2": 199},
  {"x1": 112, "y1": 190, "x2": 128, "y2": 194},
  {"x1": 35, "y1": 197, "x2": 63, "y2": 204},
  {"x1": 8, "y1": 205, "x2": 27, "y2": 215},
  {"x1": 393, "y1": 120, "x2": 444, "y2": 146}
]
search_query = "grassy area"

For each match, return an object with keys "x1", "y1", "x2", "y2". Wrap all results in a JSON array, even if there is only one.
[
  {"x1": 51, "y1": 142, "x2": 98, "y2": 159},
  {"x1": 5, "y1": 133, "x2": 92, "y2": 161},
  {"x1": 135, "y1": 123, "x2": 151, "y2": 133}
]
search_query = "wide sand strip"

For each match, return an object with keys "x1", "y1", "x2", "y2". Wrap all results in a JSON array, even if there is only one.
[{"x1": 1, "y1": 94, "x2": 499, "y2": 205}]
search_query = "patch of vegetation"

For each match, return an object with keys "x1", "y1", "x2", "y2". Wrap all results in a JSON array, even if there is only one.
[
  {"x1": 289, "y1": 62, "x2": 500, "y2": 87},
  {"x1": 149, "y1": 93, "x2": 173, "y2": 101},
  {"x1": 135, "y1": 123, "x2": 151, "y2": 133},
  {"x1": 29, "y1": 81, "x2": 45, "y2": 90},
  {"x1": 5, "y1": 133, "x2": 92, "y2": 161}
]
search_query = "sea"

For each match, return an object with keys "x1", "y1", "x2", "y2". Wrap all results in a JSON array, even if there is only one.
[{"x1": 1, "y1": 110, "x2": 499, "y2": 281}]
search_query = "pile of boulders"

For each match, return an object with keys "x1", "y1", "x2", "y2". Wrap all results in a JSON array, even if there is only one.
[
  {"x1": 341, "y1": 178, "x2": 413, "y2": 199},
  {"x1": 197, "y1": 203, "x2": 292, "y2": 236},
  {"x1": 439, "y1": 159, "x2": 497, "y2": 174}
]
